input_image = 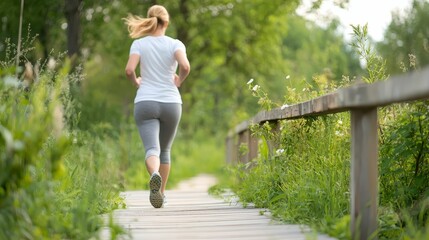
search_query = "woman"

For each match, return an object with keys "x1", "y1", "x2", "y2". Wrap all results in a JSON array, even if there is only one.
[{"x1": 124, "y1": 5, "x2": 190, "y2": 208}]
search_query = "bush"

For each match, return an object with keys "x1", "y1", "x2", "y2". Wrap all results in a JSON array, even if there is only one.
[{"x1": 0, "y1": 49, "x2": 123, "y2": 239}]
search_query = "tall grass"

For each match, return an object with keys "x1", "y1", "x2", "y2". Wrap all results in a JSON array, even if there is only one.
[{"x1": 0, "y1": 41, "x2": 124, "y2": 239}]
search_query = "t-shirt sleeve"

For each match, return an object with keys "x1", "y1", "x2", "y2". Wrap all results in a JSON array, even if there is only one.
[
  {"x1": 173, "y1": 40, "x2": 186, "y2": 54},
  {"x1": 129, "y1": 40, "x2": 140, "y2": 55}
]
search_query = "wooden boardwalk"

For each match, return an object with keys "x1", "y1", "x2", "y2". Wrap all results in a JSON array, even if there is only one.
[{"x1": 100, "y1": 175, "x2": 335, "y2": 240}]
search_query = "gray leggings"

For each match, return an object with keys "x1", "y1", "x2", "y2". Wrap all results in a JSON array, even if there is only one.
[{"x1": 134, "y1": 101, "x2": 182, "y2": 164}]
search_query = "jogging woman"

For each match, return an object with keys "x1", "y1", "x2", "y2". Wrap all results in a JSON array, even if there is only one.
[{"x1": 124, "y1": 5, "x2": 190, "y2": 208}]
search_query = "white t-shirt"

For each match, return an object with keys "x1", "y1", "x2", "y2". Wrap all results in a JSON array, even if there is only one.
[{"x1": 129, "y1": 36, "x2": 186, "y2": 104}]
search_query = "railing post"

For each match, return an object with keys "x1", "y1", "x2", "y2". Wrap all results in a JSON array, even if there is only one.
[
  {"x1": 238, "y1": 130, "x2": 248, "y2": 163},
  {"x1": 238, "y1": 130, "x2": 258, "y2": 163},
  {"x1": 248, "y1": 131, "x2": 258, "y2": 162},
  {"x1": 225, "y1": 134, "x2": 236, "y2": 164},
  {"x1": 350, "y1": 108, "x2": 378, "y2": 240}
]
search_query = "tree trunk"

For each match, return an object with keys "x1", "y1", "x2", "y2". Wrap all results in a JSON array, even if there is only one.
[{"x1": 64, "y1": 0, "x2": 81, "y2": 61}]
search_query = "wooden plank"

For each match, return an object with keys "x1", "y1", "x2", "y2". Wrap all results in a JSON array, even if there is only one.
[
  {"x1": 351, "y1": 108, "x2": 378, "y2": 240},
  {"x1": 339, "y1": 67, "x2": 429, "y2": 108}
]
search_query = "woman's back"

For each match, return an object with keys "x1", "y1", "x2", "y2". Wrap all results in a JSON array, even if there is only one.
[{"x1": 130, "y1": 36, "x2": 186, "y2": 104}]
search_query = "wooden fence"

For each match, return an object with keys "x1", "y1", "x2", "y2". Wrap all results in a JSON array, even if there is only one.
[{"x1": 225, "y1": 67, "x2": 429, "y2": 240}]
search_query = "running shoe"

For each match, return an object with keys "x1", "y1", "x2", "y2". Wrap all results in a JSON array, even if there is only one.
[{"x1": 149, "y1": 172, "x2": 163, "y2": 208}]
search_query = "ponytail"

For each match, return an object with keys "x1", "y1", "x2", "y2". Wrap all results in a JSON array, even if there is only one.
[
  {"x1": 123, "y1": 5, "x2": 170, "y2": 39},
  {"x1": 123, "y1": 15, "x2": 158, "y2": 39}
]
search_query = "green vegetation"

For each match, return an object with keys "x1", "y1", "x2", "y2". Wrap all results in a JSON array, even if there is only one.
[
  {"x1": 378, "y1": 0, "x2": 429, "y2": 74},
  {"x1": 230, "y1": 24, "x2": 429, "y2": 240},
  {"x1": 0, "y1": 46, "x2": 124, "y2": 238}
]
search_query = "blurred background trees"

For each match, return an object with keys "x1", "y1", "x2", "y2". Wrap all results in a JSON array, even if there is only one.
[
  {"x1": 0, "y1": 0, "x2": 368, "y2": 136},
  {"x1": 377, "y1": 0, "x2": 429, "y2": 74}
]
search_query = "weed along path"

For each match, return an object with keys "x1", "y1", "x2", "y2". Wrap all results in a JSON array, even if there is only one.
[{"x1": 100, "y1": 174, "x2": 335, "y2": 240}]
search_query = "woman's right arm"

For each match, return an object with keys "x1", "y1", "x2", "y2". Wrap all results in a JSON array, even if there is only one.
[{"x1": 174, "y1": 50, "x2": 190, "y2": 87}]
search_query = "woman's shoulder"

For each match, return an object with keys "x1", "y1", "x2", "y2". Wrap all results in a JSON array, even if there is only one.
[
  {"x1": 162, "y1": 36, "x2": 183, "y2": 43},
  {"x1": 131, "y1": 37, "x2": 146, "y2": 46},
  {"x1": 135, "y1": 36, "x2": 179, "y2": 43},
  {"x1": 134, "y1": 36, "x2": 150, "y2": 42}
]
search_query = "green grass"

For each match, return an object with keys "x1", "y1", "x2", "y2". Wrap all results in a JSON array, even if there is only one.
[{"x1": 232, "y1": 114, "x2": 350, "y2": 221}]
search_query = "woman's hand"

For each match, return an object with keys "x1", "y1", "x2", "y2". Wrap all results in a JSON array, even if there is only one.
[
  {"x1": 174, "y1": 74, "x2": 181, "y2": 87},
  {"x1": 135, "y1": 76, "x2": 142, "y2": 88}
]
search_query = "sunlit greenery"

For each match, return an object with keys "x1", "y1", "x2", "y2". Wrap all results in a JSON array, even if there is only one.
[
  {"x1": 378, "y1": 0, "x2": 429, "y2": 74},
  {"x1": 0, "y1": 51, "x2": 124, "y2": 238}
]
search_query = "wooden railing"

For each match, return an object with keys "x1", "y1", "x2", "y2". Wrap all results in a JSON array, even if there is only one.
[{"x1": 225, "y1": 67, "x2": 429, "y2": 240}]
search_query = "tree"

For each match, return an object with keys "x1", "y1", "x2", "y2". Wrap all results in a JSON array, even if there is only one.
[
  {"x1": 282, "y1": 15, "x2": 362, "y2": 88},
  {"x1": 64, "y1": 0, "x2": 82, "y2": 60},
  {"x1": 377, "y1": 0, "x2": 429, "y2": 74},
  {"x1": 0, "y1": 0, "x2": 63, "y2": 60}
]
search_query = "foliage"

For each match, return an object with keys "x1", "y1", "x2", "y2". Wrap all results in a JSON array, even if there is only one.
[
  {"x1": 283, "y1": 16, "x2": 362, "y2": 87},
  {"x1": 0, "y1": 0, "x2": 64, "y2": 60},
  {"x1": 351, "y1": 24, "x2": 388, "y2": 83},
  {"x1": 379, "y1": 101, "x2": 429, "y2": 209},
  {"x1": 0, "y1": 0, "x2": 124, "y2": 61},
  {"x1": 0, "y1": 44, "x2": 124, "y2": 239},
  {"x1": 377, "y1": 0, "x2": 429, "y2": 74}
]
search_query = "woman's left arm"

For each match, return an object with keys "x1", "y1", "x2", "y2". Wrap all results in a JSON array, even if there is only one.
[{"x1": 125, "y1": 54, "x2": 141, "y2": 87}]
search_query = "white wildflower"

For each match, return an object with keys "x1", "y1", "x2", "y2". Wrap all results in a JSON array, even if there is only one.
[
  {"x1": 247, "y1": 78, "x2": 254, "y2": 85},
  {"x1": 276, "y1": 149, "x2": 285, "y2": 155},
  {"x1": 338, "y1": 120, "x2": 343, "y2": 125},
  {"x1": 281, "y1": 104, "x2": 289, "y2": 110},
  {"x1": 286, "y1": 75, "x2": 290, "y2": 79},
  {"x1": 47, "y1": 57, "x2": 56, "y2": 70},
  {"x1": 252, "y1": 84, "x2": 260, "y2": 91},
  {"x1": 335, "y1": 131, "x2": 344, "y2": 137}
]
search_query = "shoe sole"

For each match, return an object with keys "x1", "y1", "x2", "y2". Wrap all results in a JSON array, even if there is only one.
[{"x1": 149, "y1": 174, "x2": 163, "y2": 208}]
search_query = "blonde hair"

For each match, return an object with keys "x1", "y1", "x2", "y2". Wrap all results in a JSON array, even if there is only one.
[{"x1": 123, "y1": 5, "x2": 169, "y2": 39}]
